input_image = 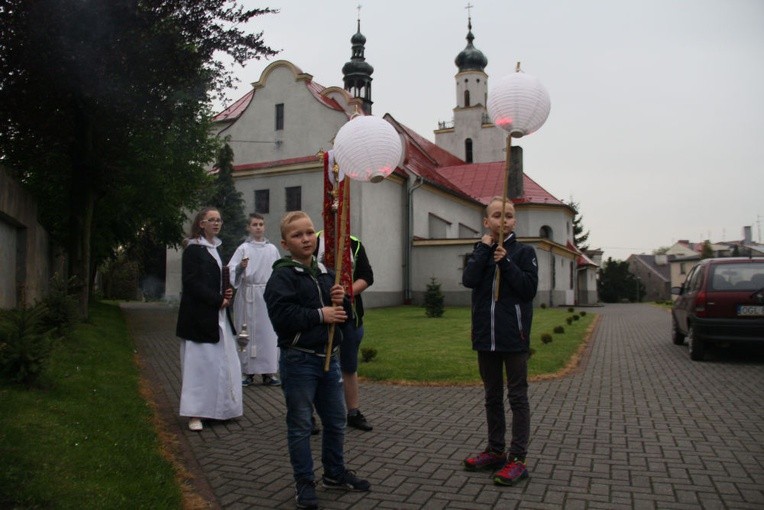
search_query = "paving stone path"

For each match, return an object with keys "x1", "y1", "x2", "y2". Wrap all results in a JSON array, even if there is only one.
[{"x1": 123, "y1": 302, "x2": 764, "y2": 509}]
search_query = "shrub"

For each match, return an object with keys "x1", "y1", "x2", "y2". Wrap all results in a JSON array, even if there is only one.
[
  {"x1": 423, "y1": 277, "x2": 444, "y2": 318},
  {"x1": 39, "y1": 274, "x2": 80, "y2": 339},
  {"x1": 540, "y1": 333, "x2": 553, "y2": 344},
  {"x1": 572, "y1": 314, "x2": 580, "y2": 321},
  {"x1": 566, "y1": 317, "x2": 573, "y2": 325},
  {"x1": 529, "y1": 348, "x2": 536, "y2": 358},
  {"x1": 567, "y1": 307, "x2": 574, "y2": 313},
  {"x1": 0, "y1": 305, "x2": 56, "y2": 386},
  {"x1": 540, "y1": 303, "x2": 547, "y2": 309},
  {"x1": 580, "y1": 311, "x2": 587, "y2": 316},
  {"x1": 361, "y1": 347, "x2": 378, "y2": 363},
  {"x1": 553, "y1": 325, "x2": 565, "y2": 334}
]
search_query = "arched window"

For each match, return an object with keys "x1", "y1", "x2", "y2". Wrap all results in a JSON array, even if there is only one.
[
  {"x1": 464, "y1": 90, "x2": 470, "y2": 107},
  {"x1": 465, "y1": 138, "x2": 473, "y2": 163},
  {"x1": 539, "y1": 225, "x2": 552, "y2": 239}
]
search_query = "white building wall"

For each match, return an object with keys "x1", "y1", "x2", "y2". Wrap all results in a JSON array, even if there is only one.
[{"x1": 411, "y1": 186, "x2": 483, "y2": 239}]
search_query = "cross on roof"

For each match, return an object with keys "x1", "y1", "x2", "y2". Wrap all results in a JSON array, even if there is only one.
[{"x1": 465, "y1": 2, "x2": 474, "y2": 18}]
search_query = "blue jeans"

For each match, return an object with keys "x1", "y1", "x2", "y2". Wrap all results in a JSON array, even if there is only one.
[{"x1": 280, "y1": 348, "x2": 346, "y2": 481}]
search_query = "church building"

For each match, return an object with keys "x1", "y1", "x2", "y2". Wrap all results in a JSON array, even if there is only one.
[{"x1": 165, "y1": 15, "x2": 599, "y2": 307}]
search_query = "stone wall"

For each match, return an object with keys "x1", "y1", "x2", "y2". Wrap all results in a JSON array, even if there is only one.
[{"x1": 0, "y1": 166, "x2": 51, "y2": 309}]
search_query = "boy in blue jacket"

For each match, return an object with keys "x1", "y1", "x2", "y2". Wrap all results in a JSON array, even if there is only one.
[
  {"x1": 462, "y1": 196, "x2": 539, "y2": 486},
  {"x1": 264, "y1": 211, "x2": 370, "y2": 509}
]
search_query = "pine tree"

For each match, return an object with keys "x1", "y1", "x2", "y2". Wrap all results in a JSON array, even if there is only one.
[
  {"x1": 568, "y1": 199, "x2": 590, "y2": 251},
  {"x1": 424, "y1": 277, "x2": 445, "y2": 318},
  {"x1": 208, "y1": 143, "x2": 248, "y2": 263}
]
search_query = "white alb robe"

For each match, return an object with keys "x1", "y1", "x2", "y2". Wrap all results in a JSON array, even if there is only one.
[
  {"x1": 179, "y1": 236, "x2": 243, "y2": 420},
  {"x1": 227, "y1": 238, "x2": 281, "y2": 375}
]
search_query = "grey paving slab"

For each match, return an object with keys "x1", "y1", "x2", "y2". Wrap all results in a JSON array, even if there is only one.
[{"x1": 123, "y1": 303, "x2": 764, "y2": 509}]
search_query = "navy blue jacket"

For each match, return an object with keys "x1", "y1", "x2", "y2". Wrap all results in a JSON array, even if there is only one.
[
  {"x1": 264, "y1": 256, "x2": 352, "y2": 354},
  {"x1": 462, "y1": 232, "x2": 538, "y2": 352}
]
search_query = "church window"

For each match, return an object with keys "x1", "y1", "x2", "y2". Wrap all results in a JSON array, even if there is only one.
[
  {"x1": 464, "y1": 90, "x2": 470, "y2": 107},
  {"x1": 275, "y1": 103, "x2": 284, "y2": 130},
  {"x1": 285, "y1": 186, "x2": 301, "y2": 211},
  {"x1": 254, "y1": 189, "x2": 270, "y2": 214},
  {"x1": 465, "y1": 138, "x2": 473, "y2": 163},
  {"x1": 540, "y1": 225, "x2": 552, "y2": 239},
  {"x1": 570, "y1": 261, "x2": 575, "y2": 289}
]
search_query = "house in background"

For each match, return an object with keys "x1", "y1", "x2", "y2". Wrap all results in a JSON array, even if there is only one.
[
  {"x1": 627, "y1": 254, "x2": 671, "y2": 301},
  {"x1": 165, "y1": 16, "x2": 599, "y2": 307}
]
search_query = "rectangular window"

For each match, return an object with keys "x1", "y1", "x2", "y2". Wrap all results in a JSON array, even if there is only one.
[
  {"x1": 275, "y1": 103, "x2": 284, "y2": 131},
  {"x1": 254, "y1": 189, "x2": 270, "y2": 214},
  {"x1": 285, "y1": 186, "x2": 301, "y2": 211},
  {"x1": 428, "y1": 213, "x2": 451, "y2": 238}
]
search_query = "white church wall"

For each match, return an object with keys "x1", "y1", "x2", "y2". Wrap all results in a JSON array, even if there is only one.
[{"x1": 411, "y1": 186, "x2": 483, "y2": 239}]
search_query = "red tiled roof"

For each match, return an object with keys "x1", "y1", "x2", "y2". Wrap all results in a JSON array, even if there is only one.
[
  {"x1": 436, "y1": 162, "x2": 565, "y2": 206},
  {"x1": 214, "y1": 89, "x2": 254, "y2": 122},
  {"x1": 567, "y1": 240, "x2": 598, "y2": 267}
]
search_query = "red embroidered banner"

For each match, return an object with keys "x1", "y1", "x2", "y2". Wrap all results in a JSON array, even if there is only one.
[{"x1": 321, "y1": 151, "x2": 354, "y2": 301}]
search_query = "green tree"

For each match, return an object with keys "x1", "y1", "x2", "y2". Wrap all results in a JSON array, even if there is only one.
[
  {"x1": 0, "y1": 0, "x2": 277, "y2": 317},
  {"x1": 652, "y1": 246, "x2": 670, "y2": 255},
  {"x1": 700, "y1": 240, "x2": 714, "y2": 259},
  {"x1": 208, "y1": 143, "x2": 248, "y2": 264},
  {"x1": 598, "y1": 258, "x2": 642, "y2": 303},
  {"x1": 568, "y1": 199, "x2": 590, "y2": 251},
  {"x1": 423, "y1": 277, "x2": 445, "y2": 318}
]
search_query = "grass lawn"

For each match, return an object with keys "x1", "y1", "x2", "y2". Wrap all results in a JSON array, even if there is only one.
[
  {"x1": 0, "y1": 302, "x2": 181, "y2": 509},
  {"x1": 360, "y1": 306, "x2": 597, "y2": 384}
]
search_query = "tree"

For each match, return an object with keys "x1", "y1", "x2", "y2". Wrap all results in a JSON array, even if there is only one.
[
  {"x1": 568, "y1": 199, "x2": 590, "y2": 251},
  {"x1": 653, "y1": 246, "x2": 670, "y2": 255},
  {"x1": 423, "y1": 277, "x2": 445, "y2": 318},
  {"x1": 0, "y1": 0, "x2": 278, "y2": 317},
  {"x1": 208, "y1": 143, "x2": 248, "y2": 264},
  {"x1": 598, "y1": 258, "x2": 643, "y2": 303},
  {"x1": 700, "y1": 240, "x2": 714, "y2": 259}
]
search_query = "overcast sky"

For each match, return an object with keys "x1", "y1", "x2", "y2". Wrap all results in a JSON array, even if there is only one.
[{"x1": 216, "y1": 0, "x2": 764, "y2": 261}]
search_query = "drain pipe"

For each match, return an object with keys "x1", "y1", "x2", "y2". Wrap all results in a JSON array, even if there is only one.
[{"x1": 403, "y1": 172, "x2": 424, "y2": 304}]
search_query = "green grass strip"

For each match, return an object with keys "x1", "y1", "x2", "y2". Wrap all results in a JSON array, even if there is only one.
[
  {"x1": 0, "y1": 302, "x2": 180, "y2": 509},
  {"x1": 361, "y1": 306, "x2": 596, "y2": 384}
]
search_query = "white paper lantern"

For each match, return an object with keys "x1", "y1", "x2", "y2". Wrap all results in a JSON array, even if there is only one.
[
  {"x1": 334, "y1": 116, "x2": 403, "y2": 183},
  {"x1": 487, "y1": 70, "x2": 551, "y2": 138}
]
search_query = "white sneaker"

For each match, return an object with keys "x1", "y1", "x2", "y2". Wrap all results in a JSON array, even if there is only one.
[{"x1": 188, "y1": 418, "x2": 203, "y2": 431}]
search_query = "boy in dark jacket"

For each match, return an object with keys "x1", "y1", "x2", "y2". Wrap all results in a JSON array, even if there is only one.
[
  {"x1": 264, "y1": 211, "x2": 370, "y2": 509},
  {"x1": 462, "y1": 196, "x2": 538, "y2": 486}
]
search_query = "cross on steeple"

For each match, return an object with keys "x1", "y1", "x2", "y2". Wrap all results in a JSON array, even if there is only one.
[
  {"x1": 465, "y1": 2, "x2": 474, "y2": 19},
  {"x1": 357, "y1": 3, "x2": 362, "y2": 21}
]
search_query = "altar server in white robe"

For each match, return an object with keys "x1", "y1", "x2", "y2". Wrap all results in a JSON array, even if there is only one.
[
  {"x1": 176, "y1": 207, "x2": 242, "y2": 431},
  {"x1": 228, "y1": 213, "x2": 282, "y2": 387}
]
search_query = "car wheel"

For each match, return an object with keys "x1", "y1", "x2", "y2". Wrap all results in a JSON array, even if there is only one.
[
  {"x1": 687, "y1": 325, "x2": 705, "y2": 361},
  {"x1": 671, "y1": 317, "x2": 685, "y2": 345}
]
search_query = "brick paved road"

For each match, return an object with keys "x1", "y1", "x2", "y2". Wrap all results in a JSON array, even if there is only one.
[{"x1": 123, "y1": 303, "x2": 764, "y2": 509}]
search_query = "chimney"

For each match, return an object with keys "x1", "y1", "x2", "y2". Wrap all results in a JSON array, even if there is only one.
[
  {"x1": 743, "y1": 226, "x2": 752, "y2": 244},
  {"x1": 655, "y1": 254, "x2": 667, "y2": 265},
  {"x1": 508, "y1": 145, "x2": 523, "y2": 199}
]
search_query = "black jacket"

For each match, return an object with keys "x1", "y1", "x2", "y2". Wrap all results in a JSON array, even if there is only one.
[
  {"x1": 264, "y1": 256, "x2": 352, "y2": 353},
  {"x1": 176, "y1": 243, "x2": 235, "y2": 342},
  {"x1": 462, "y1": 232, "x2": 538, "y2": 352}
]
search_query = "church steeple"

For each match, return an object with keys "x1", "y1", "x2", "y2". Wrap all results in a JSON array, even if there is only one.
[
  {"x1": 342, "y1": 9, "x2": 374, "y2": 115},
  {"x1": 455, "y1": 14, "x2": 488, "y2": 72}
]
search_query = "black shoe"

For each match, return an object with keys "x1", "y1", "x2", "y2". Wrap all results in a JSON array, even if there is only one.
[
  {"x1": 311, "y1": 415, "x2": 320, "y2": 435},
  {"x1": 295, "y1": 478, "x2": 318, "y2": 509},
  {"x1": 241, "y1": 375, "x2": 254, "y2": 387},
  {"x1": 347, "y1": 411, "x2": 373, "y2": 431},
  {"x1": 322, "y1": 470, "x2": 370, "y2": 492},
  {"x1": 262, "y1": 374, "x2": 281, "y2": 386}
]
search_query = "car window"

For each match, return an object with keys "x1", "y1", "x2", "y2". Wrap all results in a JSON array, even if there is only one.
[
  {"x1": 710, "y1": 262, "x2": 764, "y2": 291},
  {"x1": 686, "y1": 265, "x2": 702, "y2": 292}
]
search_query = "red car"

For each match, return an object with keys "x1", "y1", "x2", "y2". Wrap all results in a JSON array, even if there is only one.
[{"x1": 671, "y1": 257, "x2": 764, "y2": 361}]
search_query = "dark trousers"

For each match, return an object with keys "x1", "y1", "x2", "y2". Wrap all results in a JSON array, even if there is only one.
[{"x1": 477, "y1": 350, "x2": 530, "y2": 459}]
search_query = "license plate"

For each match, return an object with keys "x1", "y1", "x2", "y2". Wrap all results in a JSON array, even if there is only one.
[{"x1": 737, "y1": 305, "x2": 764, "y2": 316}]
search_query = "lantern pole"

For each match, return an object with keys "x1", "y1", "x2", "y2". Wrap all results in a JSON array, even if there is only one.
[
  {"x1": 495, "y1": 133, "x2": 512, "y2": 301},
  {"x1": 324, "y1": 178, "x2": 350, "y2": 371}
]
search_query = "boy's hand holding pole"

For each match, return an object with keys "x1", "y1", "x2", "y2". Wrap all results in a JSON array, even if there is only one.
[{"x1": 323, "y1": 284, "x2": 347, "y2": 371}]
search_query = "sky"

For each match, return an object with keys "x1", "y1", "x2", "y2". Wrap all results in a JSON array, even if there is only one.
[{"x1": 215, "y1": 0, "x2": 764, "y2": 262}]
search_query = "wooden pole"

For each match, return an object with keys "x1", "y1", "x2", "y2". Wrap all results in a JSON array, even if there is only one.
[
  {"x1": 324, "y1": 180, "x2": 350, "y2": 371},
  {"x1": 494, "y1": 134, "x2": 512, "y2": 301}
]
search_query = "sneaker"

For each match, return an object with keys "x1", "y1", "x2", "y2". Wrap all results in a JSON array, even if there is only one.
[
  {"x1": 322, "y1": 470, "x2": 371, "y2": 492},
  {"x1": 188, "y1": 418, "x2": 203, "y2": 431},
  {"x1": 463, "y1": 449, "x2": 505, "y2": 472},
  {"x1": 295, "y1": 478, "x2": 318, "y2": 509},
  {"x1": 493, "y1": 457, "x2": 529, "y2": 486},
  {"x1": 262, "y1": 374, "x2": 282, "y2": 386},
  {"x1": 242, "y1": 375, "x2": 254, "y2": 387},
  {"x1": 311, "y1": 415, "x2": 321, "y2": 435},
  {"x1": 347, "y1": 410, "x2": 373, "y2": 431}
]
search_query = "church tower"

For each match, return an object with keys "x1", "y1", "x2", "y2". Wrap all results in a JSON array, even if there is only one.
[
  {"x1": 434, "y1": 13, "x2": 504, "y2": 163},
  {"x1": 342, "y1": 15, "x2": 374, "y2": 114}
]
